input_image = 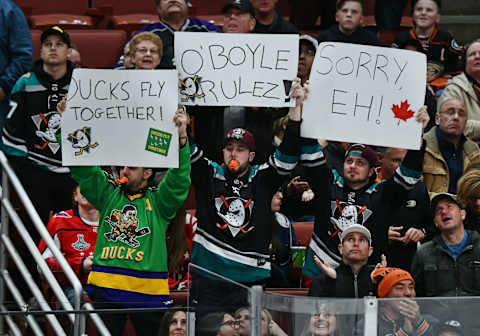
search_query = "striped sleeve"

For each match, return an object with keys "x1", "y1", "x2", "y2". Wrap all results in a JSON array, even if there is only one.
[
  {"x1": 393, "y1": 140, "x2": 425, "y2": 191},
  {"x1": 268, "y1": 119, "x2": 301, "y2": 175},
  {"x1": 300, "y1": 138, "x2": 325, "y2": 167}
]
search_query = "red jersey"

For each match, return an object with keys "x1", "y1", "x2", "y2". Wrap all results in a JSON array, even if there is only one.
[
  {"x1": 168, "y1": 213, "x2": 197, "y2": 289},
  {"x1": 38, "y1": 209, "x2": 98, "y2": 285}
]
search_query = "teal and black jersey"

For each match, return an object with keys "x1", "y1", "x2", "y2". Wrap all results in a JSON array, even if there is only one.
[
  {"x1": 190, "y1": 120, "x2": 321, "y2": 283},
  {"x1": 3, "y1": 60, "x2": 74, "y2": 172},
  {"x1": 302, "y1": 141, "x2": 426, "y2": 279}
]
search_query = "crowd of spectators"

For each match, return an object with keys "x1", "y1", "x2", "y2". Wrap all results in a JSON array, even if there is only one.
[{"x1": 2, "y1": 0, "x2": 480, "y2": 334}]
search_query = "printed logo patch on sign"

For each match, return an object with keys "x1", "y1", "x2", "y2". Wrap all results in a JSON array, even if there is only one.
[{"x1": 145, "y1": 128, "x2": 172, "y2": 156}]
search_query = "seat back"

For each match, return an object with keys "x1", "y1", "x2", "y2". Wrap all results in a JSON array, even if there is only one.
[
  {"x1": 68, "y1": 30, "x2": 127, "y2": 68},
  {"x1": 14, "y1": 0, "x2": 89, "y2": 15},
  {"x1": 91, "y1": 0, "x2": 157, "y2": 15}
]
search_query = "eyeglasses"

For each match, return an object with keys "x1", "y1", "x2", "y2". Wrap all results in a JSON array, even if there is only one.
[
  {"x1": 136, "y1": 48, "x2": 159, "y2": 55},
  {"x1": 221, "y1": 320, "x2": 241, "y2": 328},
  {"x1": 440, "y1": 109, "x2": 467, "y2": 118}
]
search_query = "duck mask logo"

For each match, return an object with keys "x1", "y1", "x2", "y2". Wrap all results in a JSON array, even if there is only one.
[
  {"x1": 329, "y1": 201, "x2": 372, "y2": 240},
  {"x1": 215, "y1": 196, "x2": 254, "y2": 237}
]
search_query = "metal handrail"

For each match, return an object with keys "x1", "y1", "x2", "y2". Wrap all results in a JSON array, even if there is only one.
[
  {"x1": 83, "y1": 302, "x2": 111, "y2": 336},
  {"x1": 0, "y1": 151, "x2": 84, "y2": 335}
]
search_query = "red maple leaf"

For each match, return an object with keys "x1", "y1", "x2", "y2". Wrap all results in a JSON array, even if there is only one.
[{"x1": 392, "y1": 100, "x2": 415, "y2": 126}]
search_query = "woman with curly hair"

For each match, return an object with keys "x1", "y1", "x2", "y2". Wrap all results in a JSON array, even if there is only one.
[{"x1": 128, "y1": 31, "x2": 163, "y2": 70}]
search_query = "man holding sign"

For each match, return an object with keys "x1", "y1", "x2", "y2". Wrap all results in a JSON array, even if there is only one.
[
  {"x1": 57, "y1": 101, "x2": 190, "y2": 335},
  {"x1": 302, "y1": 107, "x2": 429, "y2": 280},
  {"x1": 189, "y1": 78, "x2": 310, "y2": 313}
]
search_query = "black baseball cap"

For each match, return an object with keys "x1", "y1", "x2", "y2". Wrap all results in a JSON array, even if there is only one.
[
  {"x1": 222, "y1": 0, "x2": 255, "y2": 16},
  {"x1": 41, "y1": 26, "x2": 71, "y2": 47}
]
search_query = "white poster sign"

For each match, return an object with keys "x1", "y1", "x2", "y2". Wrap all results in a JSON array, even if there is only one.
[
  {"x1": 301, "y1": 42, "x2": 427, "y2": 150},
  {"x1": 175, "y1": 32, "x2": 298, "y2": 107},
  {"x1": 61, "y1": 69, "x2": 179, "y2": 167}
]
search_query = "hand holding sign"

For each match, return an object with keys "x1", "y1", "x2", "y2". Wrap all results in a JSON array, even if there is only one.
[
  {"x1": 57, "y1": 96, "x2": 67, "y2": 115},
  {"x1": 415, "y1": 105, "x2": 429, "y2": 133},
  {"x1": 61, "y1": 69, "x2": 179, "y2": 167},
  {"x1": 288, "y1": 78, "x2": 309, "y2": 121},
  {"x1": 173, "y1": 107, "x2": 188, "y2": 147}
]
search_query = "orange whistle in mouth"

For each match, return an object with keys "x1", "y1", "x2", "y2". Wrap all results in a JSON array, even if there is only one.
[
  {"x1": 228, "y1": 160, "x2": 239, "y2": 169},
  {"x1": 116, "y1": 177, "x2": 129, "y2": 184}
]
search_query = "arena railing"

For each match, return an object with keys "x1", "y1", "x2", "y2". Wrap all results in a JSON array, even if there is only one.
[
  {"x1": 188, "y1": 263, "x2": 480, "y2": 335},
  {"x1": 0, "y1": 151, "x2": 109, "y2": 336}
]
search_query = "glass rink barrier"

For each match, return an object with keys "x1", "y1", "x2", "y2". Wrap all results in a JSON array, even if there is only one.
[
  {"x1": 0, "y1": 296, "x2": 189, "y2": 336},
  {"x1": 187, "y1": 264, "x2": 480, "y2": 336}
]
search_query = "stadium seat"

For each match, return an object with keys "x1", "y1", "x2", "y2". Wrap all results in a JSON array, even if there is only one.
[
  {"x1": 30, "y1": 29, "x2": 42, "y2": 60},
  {"x1": 188, "y1": 0, "x2": 223, "y2": 16},
  {"x1": 378, "y1": 30, "x2": 402, "y2": 47},
  {"x1": 30, "y1": 29, "x2": 127, "y2": 69},
  {"x1": 14, "y1": 0, "x2": 89, "y2": 16},
  {"x1": 89, "y1": 0, "x2": 158, "y2": 31},
  {"x1": 14, "y1": 0, "x2": 94, "y2": 30},
  {"x1": 29, "y1": 14, "x2": 94, "y2": 31},
  {"x1": 111, "y1": 14, "x2": 159, "y2": 35},
  {"x1": 67, "y1": 30, "x2": 127, "y2": 68},
  {"x1": 91, "y1": 0, "x2": 157, "y2": 16}
]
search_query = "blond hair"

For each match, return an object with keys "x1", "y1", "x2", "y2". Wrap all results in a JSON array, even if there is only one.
[{"x1": 129, "y1": 32, "x2": 163, "y2": 59}]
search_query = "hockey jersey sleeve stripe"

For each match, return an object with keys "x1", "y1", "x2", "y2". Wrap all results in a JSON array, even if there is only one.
[
  {"x1": 2, "y1": 128, "x2": 26, "y2": 145},
  {"x1": 310, "y1": 233, "x2": 342, "y2": 265},
  {"x1": 399, "y1": 164, "x2": 421, "y2": 179},
  {"x1": 24, "y1": 84, "x2": 46, "y2": 93},
  {"x1": 190, "y1": 143, "x2": 203, "y2": 164},
  {"x1": 92, "y1": 265, "x2": 168, "y2": 279},
  {"x1": 269, "y1": 156, "x2": 296, "y2": 175},
  {"x1": 393, "y1": 165, "x2": 420, "y2": 190},
  {"x1": 2, "y1": 140, "x2": 27, "y2": 157},
  {"x1": 195, "y1": 228, "x2": 271, "y2": 259},
  {"x1": 300, "y1": 151, "x2": 326, "y2": 167},
  {"x1": 193, "y1": 234, "x2": 271, "y2": 270}
]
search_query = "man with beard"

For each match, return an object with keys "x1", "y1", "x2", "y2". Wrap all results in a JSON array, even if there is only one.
[
  {"x1": 301, "y1": 108, "x2": 430, "y2": 281},
  {"x1": 189, "y1": 79, "x2": 312, "y2": 314},
  {"x1": 55, "y1": 106, "x2": 191, "y2": 335}
]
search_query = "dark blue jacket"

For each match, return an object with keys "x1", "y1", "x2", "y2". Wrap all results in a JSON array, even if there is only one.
[{"x1": 0, "y1": 0, "x2": 33, "y2": 127}]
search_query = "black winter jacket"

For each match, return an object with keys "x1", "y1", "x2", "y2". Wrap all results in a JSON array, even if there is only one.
[
  {"x1": 308, "y1": 263, "x2": 376, "y2": 298},
  {"x1": 411, "y1": 230, "x2": 480, "y2": 297}
]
